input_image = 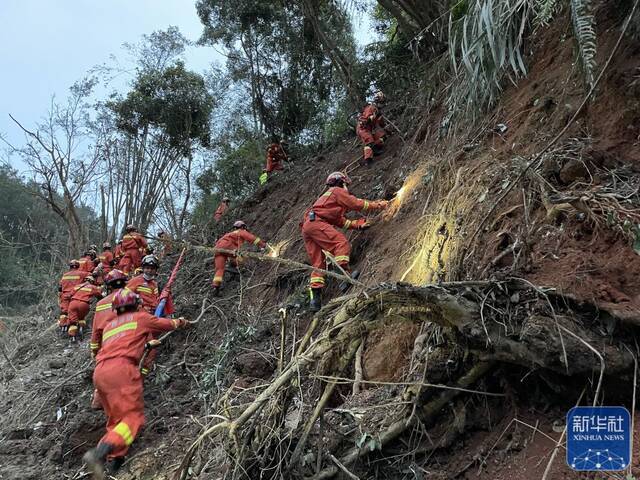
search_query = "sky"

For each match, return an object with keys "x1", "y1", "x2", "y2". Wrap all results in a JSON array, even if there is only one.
[
  {"x1": 0, "y1": 0, "x2": 223, "y2": 165},
  {"x1": 0, "y1": 0, "x2": 372, "y2": 171}
]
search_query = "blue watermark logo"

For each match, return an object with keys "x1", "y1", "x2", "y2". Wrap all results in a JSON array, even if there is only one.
[{"x1": 566, "y1": 406, "x2": 631, "y2": 471}]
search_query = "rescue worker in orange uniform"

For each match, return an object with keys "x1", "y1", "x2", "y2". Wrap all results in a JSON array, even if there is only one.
[
  {"x1": 212, "y1": 221, "x2": 267, "y2": 296},
  {"x1": 78, "y1": 249, "x2": 99, "y2": 273},
  {"x1": 265, "y1": 136, "x2": 287, "y2": 174},
  {"x1": 82, "y1": 289, "x2": 188, "y2": 479},
  {"x1": 68, "y1": 273, "x2": 103, "y2": 341},
  {"x1": 356, "y1": 91, "x2": 387, "y2": 165},
  {"x1": 90, "y1": 269, "x2": 128, "y2": 410},
  {"x1": 114, "y1": 240, "x2": 124, "y2": 265},
  {"x1": 58, "y1": 259, "x2": 84, "y2": 333},
  {"x1": 119, "y1": 225, "x2": 148, "y2": 276},
  {"x1": 98, "y1": 242, "x2": 115, "y2": 275},
  {"x1": 302, "y1": 172, "x2": 388, "y2": 311},
  {"x1": 214, "y1": 197, "x2": 230, "y2": 223},
  {"x1": 125, "y1": 255, "x2": 160, "y2": 313}
]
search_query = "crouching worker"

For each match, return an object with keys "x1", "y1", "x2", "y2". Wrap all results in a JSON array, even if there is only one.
[
  {"x1": 83, "y1": 289, "x2": 188, "y2": 479},
  {"x1": 212, "y1": 220, "x2": 267, "y2": 296},
  {"x1": 68, "y1": 273, "x2": 103, "y2": 341}
]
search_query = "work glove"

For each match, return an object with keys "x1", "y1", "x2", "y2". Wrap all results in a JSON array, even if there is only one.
[
  {"x1": 373, "y1": 200, "x2": 389, "y2": 210},
  {"x1": 176, "y1": 317, "x2": 189, "y2": 329}
]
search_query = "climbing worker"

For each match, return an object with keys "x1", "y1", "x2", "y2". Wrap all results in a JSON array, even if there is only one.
[
  {"x1": 90, "y1": 269, "x2": 128, "y2": 359},
  {"x1": 58, "y1": 259, "x2": 84, "y2": 333},
  {"x1": 68, "y1": 273, "x2": 103, "y2": 341},
  {"x1": 114, "y1": 240, "x2": 124, "y2": 266},
  {"x1": 78, "y1": 249, "x2": 99, "y2": 273},
  {"x1": 125, "y1": 255, "x2": 160, "y2": 313},
  {"x1": 119, "y1": 225, "x2": 148, "y2": 276},
  {"x1": 356, "y1": 91, "x2": 387, "y2": 165},
  {"x1": 302, "y1": 171, "x2": 388, "y2": 311},
  {"x1": 214, "y1": 197, "x2": 230, "y2": 223},
  {"x1": 82, "y1": 289, "x2": 188, "y2": 479},
  {"x1": 265, "y1": 135, "x2": 287, "y2": 174},
  {"x1": 212, "y1": 220, "x2": 267, "y2": 296},
  {"x1": 98, "y1": 242, "x2": 115, "y2": 275}
]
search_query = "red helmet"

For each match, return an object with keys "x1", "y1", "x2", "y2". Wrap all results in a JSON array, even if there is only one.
[
  {"x1": 103, "y1": 241, "x2": 111, "y2": 249},
  {"x1": 233, "y1": 220, "x2": 247, "y2": 229},
  {"x1": 373, "y1": 91, "x2": 386, "y2": 104},
  {"x1": 104, "y1": 269, "x2": 127, "y2": 285},
  {"x1": 112, "y1": 289, "x2": 140, "y2": 310},
  {"x1": 125, "y1": 224, "x2": 136, "y2": 232},
  {"x1": 325, "y1": 171, "x2": 351, "y2": 187},
  {"x1": 69, "y1": 259, "x2": 80, "y2": 269}
]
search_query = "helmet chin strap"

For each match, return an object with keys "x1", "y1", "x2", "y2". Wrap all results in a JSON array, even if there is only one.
[{"x1": 143, "y1": 273, "x2": 156, "y2": 281}]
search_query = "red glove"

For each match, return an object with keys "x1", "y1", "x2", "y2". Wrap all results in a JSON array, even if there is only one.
[{"x1": 372, "y1": 200, "x2": 389, "y2": 210}]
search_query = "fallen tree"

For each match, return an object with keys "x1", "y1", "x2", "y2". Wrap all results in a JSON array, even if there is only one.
[{"x1": 174, "y1": 279, "x2": 637, "y2": 480}]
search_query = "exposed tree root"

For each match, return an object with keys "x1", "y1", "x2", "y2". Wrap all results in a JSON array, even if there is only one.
[{"x1": 174, "y1": 280, "x2": 637, "y2": 480}]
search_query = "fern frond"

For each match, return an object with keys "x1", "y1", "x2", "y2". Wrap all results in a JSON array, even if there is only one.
[
  {"x1": 534, "y1": 0, "x2": 560, "y2": 26},
  {"x1": 570, "y1": 0, "x2": 597, "y2": 89}
]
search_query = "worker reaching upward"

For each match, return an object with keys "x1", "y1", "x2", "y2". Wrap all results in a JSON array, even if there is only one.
[
  {"x1": 214, "y1": 197, "x2": 230, "y2": 223},
  {"x1": 212, "y1": 220, "x2": 267, "y2": 296},
  {"x1": 119, "y1": 225, "x2": 148, "y2": 276},
  {"x1": 266, "y1": 135, "x2": 287, "y2": 174},
  {"x1": 302, "y1": 172, "x2": 388, "y2": 311},
  {"x1": 83, "y1": 290, "x2": 188, "y2": 479},
  {"x1": 125, "y1": 255, "x2": 160, "y2": 313},
  {"x1": 357, "y1": 91, "x2": 388, "y2": 165},
  {"x1": 58, "y1": 259, "x2": 84, "y2": 333},
  {"x1": 156, "y1": 231, "x2": 172, "y2": 258},
  {"x1": 68, "y1": 273, "x2": 103, "y2": 341}
]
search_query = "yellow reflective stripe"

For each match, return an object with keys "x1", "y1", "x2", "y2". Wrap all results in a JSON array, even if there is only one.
[
  {"x1": 113, "y1": 422, "x2": 134, "y2": 446},
  {"x1": 80, "y1": 287, "x2": 93, "y2": 292},
  {"x1": 362, "y1": 200, "x2": 370, "y2": 211},
  {"x1": 90, "y1": 343, "x2": 99, "y2": 350},
  {"x1": 95, "y1": 303, "x2": 112, "y2": 312},
  {"x1": 310, "y1": 276, "x2": 325, "y2": 284},
  {"x1": 137, "y1": 286, "x2": 153, "y2": 293},
  {"x1": 322, "y1": 191, "x2": 332, "y2": 197},
  {"x1": 344, "y1": 220, "x2": 352, "y2": 229},
  {"x1": 334, "y1": 255, "x2": 350, "y2": 263},
  {"x1": 141, "y1": 368, "x2": 149, "y2": 375},
  {"x1": 62, "y1": 275, "x2": 81, "y2": 280},
  {"x1": 253, "y1": 237, "x2": 261, "y2": 246},
  {"x1": 103, "y1": 322, "x2": 137, "y2": 341},
  {"x1": 213, "y1": 276, "x2": 223, "y2": 282}
]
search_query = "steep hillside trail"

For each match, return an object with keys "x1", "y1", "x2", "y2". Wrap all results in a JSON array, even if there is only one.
[{"x1": 2, "y1": 6, "x2": 640, "y2": 480}]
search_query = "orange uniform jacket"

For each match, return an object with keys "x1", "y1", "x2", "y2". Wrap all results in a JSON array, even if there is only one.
[
  {"x1": 358, "y1": 104, "x2": 385, "y2": 130},
  {"x1": 214, "y1": 202, "x2": 228, "y2": 222},
  {"x1": 59, "y1": 269, "x2": 84, "y2": 304},
  {"x1": 78, "y1": 255, "x2": 96, "y2": 273},
  {"x1": 305, "y1": 186, "x2": 373, "y2": 229},
  {"x1": 122, "y1": 232, "x2": 148, "y2": 253},
  {"x1": 71, "y1": 282, "x2": 103, "y2": 304},
  {"x1": 126, "y1": 275, "x2": 159, "y2": 313},
  {"x1": 114, "y1": 243, "x2": 124, "y2": 261},
  {"x1": 95, "y1": 310, "x2": 182, "y2": 365},
  {"x1": 215, "y1": 229, "x2": 266, "y2": 251},
  {"x1": 90, "y1": 291, "x2": 118, "y2": 356},
  {"x1": 99, "y1": 250, "x2": 114, "y2": 273},
  {"x1": 265, "y1": 143, "x2": 286, "y2": 173}
]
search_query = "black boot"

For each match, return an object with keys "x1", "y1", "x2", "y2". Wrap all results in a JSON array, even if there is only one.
[
  {"x1": 105, "y1": 456, "x2": 125, "y2": 475},
  {"x1": 309, "y1": 288, "x2": 322, "y2": 312},
  {"x1": 339, "y1": 269, "x2": 360, "y2": 293},
  {"x1": 82, "y1": 442, "x2": 113, "y2": 480},
  {"x1": 212, "y1": 286, "x2": 221, "y2": 297}
]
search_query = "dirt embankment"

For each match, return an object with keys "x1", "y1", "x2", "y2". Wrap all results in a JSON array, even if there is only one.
[{"x1": 2, "y1": 4, "x2": 640, "y2": 479}]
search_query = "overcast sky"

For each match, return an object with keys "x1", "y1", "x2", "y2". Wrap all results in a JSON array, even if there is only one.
[
  {"x1": 0, "y1": 0, "x2": 372, "y2": 170},
  {"x1": 0, "y1": 0, "x2": 223, "y2": 163}
]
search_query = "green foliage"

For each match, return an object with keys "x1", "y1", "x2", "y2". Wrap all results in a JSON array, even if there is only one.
[
  {"x1": 196, "y1": 0, "x2": 355, "y2": 140},
  {"x1": 570, "y1": 0, "x2": 597, "y2": 88},
  {"x1": 108, "y1": 61, "x2": 215, "y2": 151}
]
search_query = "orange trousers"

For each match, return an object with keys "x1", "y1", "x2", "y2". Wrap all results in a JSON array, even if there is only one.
[
  {"x1": 302, "y1": 220, "x2": 350, "y2": 289},
  {"x1": 59, "y1": 295, "x2": 71, "y2": 326},
  {"x1": 356, "y1": 125, "x2": 386, "y2": 160},
  {"x1": 212, "y1": 254, "x2": 241, "y2": 287},
  {"x1": 119, "y1": 249, "x2": 142, "y2": 275},
  {"x1": 68, "y1": 300, "x2": 90, "y2": 337},
  {"x1": 94, "y1": 359, "x2": 145, "y2": 460}
]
